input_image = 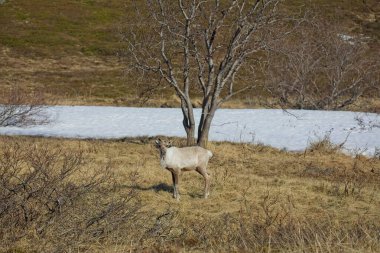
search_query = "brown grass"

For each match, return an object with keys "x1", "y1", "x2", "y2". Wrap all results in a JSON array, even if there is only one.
[
  {"x1": 1, "y1": 136, "x2": 379, "y2": 252},
  {"x1": 1, "y1": 46, "x2": 379, "y2": 111},
  {"x1": 1, "y1": 1, "x2": 379, "y2": 111}
]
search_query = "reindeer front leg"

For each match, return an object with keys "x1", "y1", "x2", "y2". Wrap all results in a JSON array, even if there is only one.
[{"x1": 171, "y1": 171, "x2": 180, "y2": 201}]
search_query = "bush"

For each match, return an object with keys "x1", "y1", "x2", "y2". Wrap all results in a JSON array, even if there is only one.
[
  {"x1": 306, "y1": 131, "x2": 345, "y2": 153},
  {"x1": 0, "y1": 138, "x2": 142, "y2": 252},
  {"x1": 266, "y1": 14, "x2": 379, "y2": 110},
  {"x1": 0, "y1": 87, "x2": 49, "y2": 127}
]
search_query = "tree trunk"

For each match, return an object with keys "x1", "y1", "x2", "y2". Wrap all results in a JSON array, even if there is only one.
[
  {"x1": 181, "y1": 99, "x2": 196, "y2": 146},
  {"x1": 186, "y1": 126, "x2": 196, "y2": 146},
  {"x1": 197, "y1": 108, "x2": 216, "y2": 148},
  {"x1": 197, "y1": 126, "x2": 210, "y2": 147}
]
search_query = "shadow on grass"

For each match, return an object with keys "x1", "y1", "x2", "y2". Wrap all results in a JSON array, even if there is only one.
[
  {"x1": 188, "y1": 192, "x2": 204, "y2": 198},
  {"x1": 127, "y1": 183, "x2": 173, "y2": 193},
  {"x1": 126, "y1": 183, "x2": 205, "y2": 199}
]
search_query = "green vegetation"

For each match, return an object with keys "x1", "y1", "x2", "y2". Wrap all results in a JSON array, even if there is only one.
[
  {"x1": 1, "y1": 0, "x2": 377, "y2": 57},
  {"x1": 0, "y1": 0, "x2": 378, "y2": 108},
  {"x1": 0, "y1": 0, "x2": 126, "y2": 56}
]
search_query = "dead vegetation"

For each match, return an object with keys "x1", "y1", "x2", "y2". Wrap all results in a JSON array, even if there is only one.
[
  {"x1": 0, "y1": 136, "x2": 379, "y2": 252},
  {"x1": 266, "y1": 14, "x2": 379, "y2": 111},
  {"x1": 0, "y1": 137, "x2": 144, "y2": 252},
  {"x1": 0, "y1": 87, "x2": 49, "y2": 127},
  {"x1": 305, "y1": 131, "x2": 346, "y2": 154}
]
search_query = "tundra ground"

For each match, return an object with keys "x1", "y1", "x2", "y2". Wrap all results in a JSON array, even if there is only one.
[{"x1": 1, "y1": 136, "x2": 379, "y2": 252}]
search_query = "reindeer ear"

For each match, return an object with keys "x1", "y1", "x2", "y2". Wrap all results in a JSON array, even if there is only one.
[{"x1": 155, "y1": 140, "x2": 160, "y2": 145}]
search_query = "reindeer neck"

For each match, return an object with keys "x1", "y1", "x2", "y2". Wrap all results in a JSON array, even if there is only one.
[{"x1": 159, "y1": 146, "x2": 167, "y2": 159}]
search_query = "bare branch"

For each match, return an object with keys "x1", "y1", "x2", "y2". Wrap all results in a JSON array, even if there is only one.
[
  {"x1": 0, "y1": 88, "x2": 50, "y2": 127},
  {"x1": 123, "y1": 0, "x2": 282, "y2": 146}
]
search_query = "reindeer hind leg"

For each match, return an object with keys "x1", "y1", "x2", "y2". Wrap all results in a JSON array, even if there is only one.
[{"x1": 196, "y1": 167, "x2": 210, "y2": 199}]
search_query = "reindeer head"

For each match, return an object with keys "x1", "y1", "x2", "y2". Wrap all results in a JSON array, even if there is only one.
[{"x1": 154, "y1": 138, "x2": 173, "y2": 150}]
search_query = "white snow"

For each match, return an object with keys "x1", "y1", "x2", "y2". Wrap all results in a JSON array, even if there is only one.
[{"x1": 0, "y1": 106, "x2": 379, "y2": 156}]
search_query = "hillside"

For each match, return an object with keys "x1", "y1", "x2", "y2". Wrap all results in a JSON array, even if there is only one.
[{"x1": 0, "y1": 0, "x2": 379, "y2": 108}]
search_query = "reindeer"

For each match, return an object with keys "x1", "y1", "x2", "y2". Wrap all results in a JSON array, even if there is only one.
[{"x1": 154, "y1": 139, "x2": 213, "y2": 200}]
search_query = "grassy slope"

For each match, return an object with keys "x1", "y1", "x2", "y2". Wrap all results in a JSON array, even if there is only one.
[
  {"x1": 1, "y1": 136, "x2": 379, "y2": 252},
  {"x1": 0, "y1": 0, "x2": 124, "y2": 56},
  {"x1": 0, "y1": 0, "x2": 132, "y2": 105},
  {"x1": 0, "y1": 0, "x2": 379, "y2": 107},
  {"x1": 285, "y1": 0, "x2": 379, "y2": 37}
]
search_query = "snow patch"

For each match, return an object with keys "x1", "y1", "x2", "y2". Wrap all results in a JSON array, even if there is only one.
[{"x1": 0, "y1": 106, "x2": 379, "y2": 156}]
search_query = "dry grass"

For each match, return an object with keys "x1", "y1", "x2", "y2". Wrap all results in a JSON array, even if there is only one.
[
  {"x1": 306, "y1": 132, "x2": 345, "y2": 154},
  {"x1": 1, "y1": 136, "x2": 379, "y2": 252},
  {"x1": 1, "y1": 0, "x2": 379, "y2": 110},
  {"x1": 1, "y1": 47, "x2": 379, "y2": 110}
]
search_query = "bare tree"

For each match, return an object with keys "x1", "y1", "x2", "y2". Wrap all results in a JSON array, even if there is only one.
[
  {"x1": 0, "y1": 87, "x2": 49, "y2": 127},
  {"x1": 266, "y1": 16, "x2": 379, "y2": 110},
  {"x1": 125, "y1": 0, "x2": 280, "y2": 147}
]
